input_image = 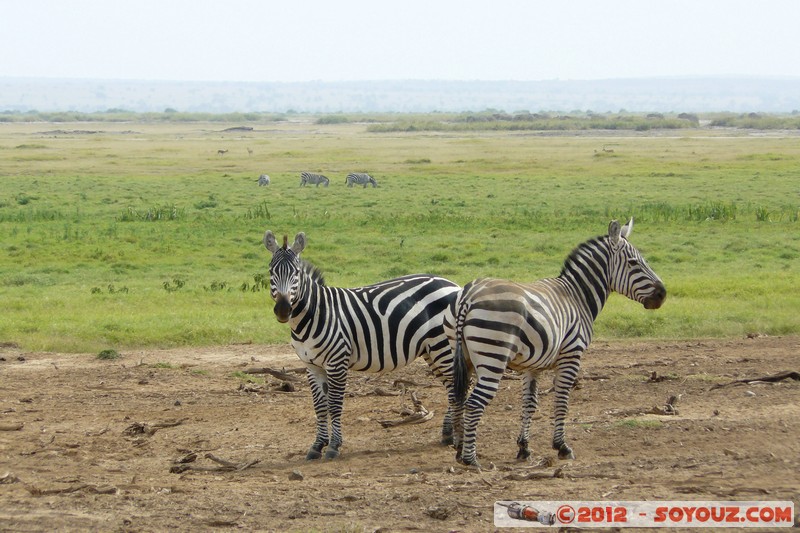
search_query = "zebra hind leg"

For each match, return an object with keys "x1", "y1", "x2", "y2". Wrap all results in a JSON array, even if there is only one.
[
  {"x1": 551, "y1": 356, "x2": 581, "y2": 460},
  {"x1": 516, "y1": 371, "x2": 540, "y2": 461}
]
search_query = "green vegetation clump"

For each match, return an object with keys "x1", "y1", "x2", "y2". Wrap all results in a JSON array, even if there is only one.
[{"x1": 97, "y1": 349, "x2": 120, "y2": 360}]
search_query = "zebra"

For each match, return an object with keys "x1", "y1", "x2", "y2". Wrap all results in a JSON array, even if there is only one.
[
  {"x1": 447, "y1": 219, "x2": 666, "y2": 467},
  {"x1": 345, "y1": 173, "x2": 378, "y2": 188},
  {"x1": 257, "y1": 174, "x2": 270, "y2": 186},
  {"x1": 263, "y1": 230, "x2": 461, "y2": 460},
  {"x1": 300, "y1": 172, "x2": 330, "y2": 187}
]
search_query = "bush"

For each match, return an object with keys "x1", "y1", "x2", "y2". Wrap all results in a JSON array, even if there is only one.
[{"x1": 97, "y1": 349, "x2": 120, "y2": 360}]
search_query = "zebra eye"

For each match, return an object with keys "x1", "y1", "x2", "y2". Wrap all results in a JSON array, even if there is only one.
[{"x1": 627, "y1": 258, "x2": 639, "y2": 267}]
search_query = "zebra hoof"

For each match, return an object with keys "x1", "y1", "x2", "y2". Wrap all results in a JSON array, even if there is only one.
[
  {"x1": 516, "y1": 448, "x2": 531, "y2": 461},
  {"x1": 440, "y1": 434, "x2": 454, "y2": 446},
  {"x1": 461, "y1": 456, "x2": 481, "y2": 469},
  {"x1": 306, "y1": 449, "x2": 323, "y2": 460},
  {"x1": 324, "y1": 448, "x2": 340, "y2": 460},
  {"x1": 557, "y1": 444, "x2": 575, "y2": 460}
]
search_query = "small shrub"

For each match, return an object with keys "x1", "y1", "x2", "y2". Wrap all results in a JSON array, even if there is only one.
[
  {"x1": 163, "y1": 277, "x2": 186, "y2": 292},
  {"x1": 97, "y1": 349, "x2": 120, "y2": 360},
  {"x1": 244, "y1": 201, "x2": 271, "y2": 220},
  {"x1": 315, "y1": 115, "x2": 349, "y2": 125}
]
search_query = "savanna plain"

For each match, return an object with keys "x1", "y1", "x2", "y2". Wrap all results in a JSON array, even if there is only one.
[{"x1": 1, "y1": 117, "x2": 799, "y2": 531}]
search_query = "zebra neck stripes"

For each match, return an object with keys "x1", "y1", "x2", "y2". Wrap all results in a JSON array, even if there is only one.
[{"x1": 559, "y1": 236, "x2": 613, "y2": 320}]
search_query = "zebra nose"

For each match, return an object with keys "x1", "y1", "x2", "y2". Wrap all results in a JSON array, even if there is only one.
[
  {"x1": 273, "y1": 295, "x2": 292, "y2": 323},
  {"x1": 643, "y1": 281, "x2": 667, "y2": 310}
]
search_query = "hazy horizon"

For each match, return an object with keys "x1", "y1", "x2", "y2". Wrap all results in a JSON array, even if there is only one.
[{"x1": 3, "y1": 76, "x2": 799, "y2": 114}]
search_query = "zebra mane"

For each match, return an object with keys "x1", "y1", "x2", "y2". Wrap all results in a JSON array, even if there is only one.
[
  {"x1": 300, "y1": 259, "x2": 326, "y2": 286},
  {"x1": 560, "y1": 235, "x2": 609, "y2": 276}
]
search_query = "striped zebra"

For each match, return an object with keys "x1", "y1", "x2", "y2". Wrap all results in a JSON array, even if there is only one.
[
  {"x1": 447, "y1": 219, "x2": 666, "y2": 467},
  {"x1": 257, "y1": 174, "x2": 270, "y2": 186},
  {"x1": 300, "y1": 172, "x2": 330, "y2": 187},
  {"x1": 263, "y1": 230, "x2": 460, "y2": 460},
  {"x1": 345, "y1": 172, "x2": 377, "y2": 188}
]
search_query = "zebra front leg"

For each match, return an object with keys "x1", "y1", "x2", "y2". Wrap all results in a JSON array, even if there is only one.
[
  {"x1": 516, "y1": 371, "x2": 540, "y2": 461},
  {"x1": 551, "y1": 356, "x2": 582, "y2": 460},
  {"x1": 323, "y1": 364, "x2": 348, "y2": 459},
  {"x1": 305, "y1": 366, "x2": 330, "y2": 460}
]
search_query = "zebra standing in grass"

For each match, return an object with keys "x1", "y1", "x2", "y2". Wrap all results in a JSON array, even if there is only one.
[
  {"x1": 345, "y1": 172, "x2": 378, "y2": 188},
  {"x1": 300, "y1": 172, "x2": 330, "y2": 187},
  {"x1": 264, "y1": 230, "x2": 460, "y2": 460},
  {"x1": 257, "y1": 174, "x2": 270, "y2": 186},
  {"x1": 447, "y1": 219, "x2": 666, "y2": 467}
]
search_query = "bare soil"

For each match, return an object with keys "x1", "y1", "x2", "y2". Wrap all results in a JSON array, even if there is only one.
[{"x1": 1, "y1": 337, "x2": 798, "y2": 532}]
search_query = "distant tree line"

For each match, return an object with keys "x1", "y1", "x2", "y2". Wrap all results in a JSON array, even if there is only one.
[{"x1": 1, "y1": 109, "x2": 799, "y2": 130}]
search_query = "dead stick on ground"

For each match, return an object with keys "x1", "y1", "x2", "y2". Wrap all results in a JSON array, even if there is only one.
[
  {"x1": 0, "y1": 422, "x2": 24, "y2": 431},
  {"x1": 26, "y1": 483, "x2": 117, "y2": 496},
  {"x1": 710, "y1": 370, "x2": 799, "y2": 390},
  {"x1": 243, "y1": 367, "x2": 304, "y2": 381},
  {"x1": 378, "y1": 391, "x2": 434, "y2": 428},
  {"x1": 170, "y1": 454, "x2": 260, "y2": 474},
  {"x1": 123, "y1": 418, "x2": 187, "y2": 437}
]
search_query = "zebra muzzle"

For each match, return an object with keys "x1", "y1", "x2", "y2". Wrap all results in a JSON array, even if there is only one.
[
  {"x1": 643, "y1": 281, "x2": 667, "y2": 310},
  {"x1": 273, "y1": 295, "x2": 292, "y2": 323}
]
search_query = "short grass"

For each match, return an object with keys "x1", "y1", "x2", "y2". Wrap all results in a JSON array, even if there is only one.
[{"x1": 1, "y1": 119, "x2": 798, "y2": 351}]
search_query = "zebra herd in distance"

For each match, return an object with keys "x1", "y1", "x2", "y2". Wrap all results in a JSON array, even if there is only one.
[
  {"x1": 263, "y1": 219, "x2": 666, "y2": 466},
  {"x1": 257, "y1": 172, "x2": 378, "y2": 188}
]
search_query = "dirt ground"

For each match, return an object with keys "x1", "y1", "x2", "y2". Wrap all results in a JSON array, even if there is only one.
[{"x1": 1, "y1": 336, "x2": 798, "y2": 532}]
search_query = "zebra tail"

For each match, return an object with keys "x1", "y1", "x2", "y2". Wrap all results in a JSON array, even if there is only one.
[
  {"x1": 453, "y1": 337, "x2": 468, "y2": 406},
  {"x1": 451, "y1": 291, "x2": 471, "y2": 406}
]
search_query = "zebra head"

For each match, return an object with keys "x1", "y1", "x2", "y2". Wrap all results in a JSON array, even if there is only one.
[
  {"x1": 263, "y1": 230, "x2": 306, "y2": 323},
  {"x1": 606, "y1": 218, "x2": 667, "y2": 310}
]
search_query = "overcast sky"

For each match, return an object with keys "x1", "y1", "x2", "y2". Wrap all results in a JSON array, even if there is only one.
[{"x1": 2, "y1": 0, "x2": 799, "y2": 82}]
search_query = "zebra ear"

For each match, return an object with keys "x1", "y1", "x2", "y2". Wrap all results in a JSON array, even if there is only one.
[
  {"x1": 608, "y1": 220, "x2": 621, "y2": 249},
  {"x1": 290, "y1": 232, "x2": 306, "y2": 255},
  {"x1": 263, "y1": 230, "x2": 279, "y2": 253},
  {"x1": 620, "y1": 217, "x2": 634, "y2": 240}
]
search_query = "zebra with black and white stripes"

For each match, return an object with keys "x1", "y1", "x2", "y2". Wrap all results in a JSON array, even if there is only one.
[
  {"x1": 447, "y1": 219, "x2": 666, "y2": 467},
  {"x1": 345, "y1": 172, "x2": 378, "y2": 188},
  {"x1": 264, "y1": 230, "x2": 460, "y2": 460},
  {"x1": 300, "y1": 172, "x2": 330, "y2": 187},
  {"x1": 257, "y1": 174, "x2": 270, "y2": 186}
]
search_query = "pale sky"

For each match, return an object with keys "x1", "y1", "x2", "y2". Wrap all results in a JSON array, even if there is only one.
[{"x1": 2, "y1": 0, "x2": 799, "y2": 82}]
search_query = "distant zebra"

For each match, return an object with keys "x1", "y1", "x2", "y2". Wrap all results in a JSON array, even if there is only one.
[
  {"x1": 345, "y1": 173, "x2": 377, "y2": 188},
  {"x1": 217, "y1": 149, "x2": 228, "y2": 155},
  {"x1": 447, "y1": 219, "x2": 666, "y2": 467},
  {"x1": 300, "y1": 172, "x2": 330, "y2": 187},
  {"x1": 264, "y1": 230, "x2": 460, "y2": 460},
  {"x1": 257, "y1": 174, "x2": 270, "y2": 186}
]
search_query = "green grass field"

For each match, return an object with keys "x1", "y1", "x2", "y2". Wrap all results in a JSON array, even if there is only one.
[{"x1": 1, "y1": 118, "x2": 798, "y2": 352}]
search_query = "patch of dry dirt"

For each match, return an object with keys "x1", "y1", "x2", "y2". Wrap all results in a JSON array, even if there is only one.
[{"x1": 1, "y1": 337, "x2": 798, "y2": 531}]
